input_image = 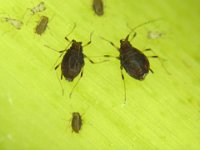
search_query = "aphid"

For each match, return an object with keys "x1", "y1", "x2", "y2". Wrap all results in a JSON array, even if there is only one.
[
  {"x1": 93, "y1": 0, "x2": 104, "y2": 16},
  {"x1": 147, "y1": 31, "x2": 164, "y2": 39},
  {"x1": 0, "y1": 17, "x2": 23, "y2": 30},
  {"x1": 71, "y1": 112, "x2": 82, "y2": 133},
  {"x1": 29, "y1": 1, "x2": 46, "y2": 15},
  {"x1": 45, "y1": 24, "x2": 95, "y2": 97},
  {"x1": 35, "y1": 15, "x2": 48, "y2": 35},
  {"x1": 101, "y1": 20, "x2": 161, "y2": 103}
]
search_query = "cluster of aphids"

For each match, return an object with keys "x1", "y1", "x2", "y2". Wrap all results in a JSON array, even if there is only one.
[
  {"x1": 1, "y1": 1, "x2": 167, "y2": 133},
  {"x1": 0, "y1": 2, "x2": 48, "y2": 35}
]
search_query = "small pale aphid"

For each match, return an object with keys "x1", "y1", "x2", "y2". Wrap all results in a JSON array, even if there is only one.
[
  {"x1": 93, "y1": 0, "x2": 104, "y2": 16},
  {"x1": 147, "y1": 31, "x2": 163, "y2": 39},
  {"x1": 1, "y1": 17, "x2": 23, "y2": 30},
  {"x1": 35, "y1": 16, "x2": 48, "y2": 35},
  {"x1": 30, "y1": 1, "x2": 46, "y2": 15}
]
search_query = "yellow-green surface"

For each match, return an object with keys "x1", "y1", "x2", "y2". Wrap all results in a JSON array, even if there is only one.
[{"x1": 0, "y1": 0, "x2": 200, "y2": 150}]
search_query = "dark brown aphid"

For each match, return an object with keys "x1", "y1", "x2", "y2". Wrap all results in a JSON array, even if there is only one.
[
  {"x1": 71, "y1": 112, "x2": 82, "y2": 133},
  {"x1": 45, "y1": 24, "x2": 94, "y2": 97},
  {"x1": 93, "y1": 0, "x2": 104, "y2": 16},
  {"x1": 120, "y1": 35, "x2": 151, "y2": 79},
  {"x1": 35, "y1": 15, "x2": 48, "y2": 35},
  {"x1": 101, "y1": 20, "x2": 161, "y2": 102}
]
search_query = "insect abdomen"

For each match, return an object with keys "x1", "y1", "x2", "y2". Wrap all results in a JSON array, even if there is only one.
[
  {"x1": 61, "y1": 50, "x2": 84, "y2": 81},
  {"x1": 120, "y1": 50, "x2": 150, "y2": 80}
]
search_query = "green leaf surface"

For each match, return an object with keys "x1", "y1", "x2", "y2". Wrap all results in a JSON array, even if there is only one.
[{"x1": 0, "y1": 0, "x2": 200, "y2": 150}]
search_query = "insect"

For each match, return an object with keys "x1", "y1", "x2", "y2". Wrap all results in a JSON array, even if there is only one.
[
  {"x1": 101, "y1": 20, "x2": 162, "y2": 103},
  {"x1": 35, "y1": 15, "x2": 48, "y2": 35},
  {"x1": 29, "y1": 1, "x2": 46, "y2": 15},
  {"x1": 93, "y1": 0, "x2": 104, "y2": 16},
  {"x1": 23, "y1": 1, "x2": 46, "y2": 24},
  {"x1": 147, "y1": 31, "x2": 164, "y2": 39},
  {"x1": 71, "y1": 112, "x2": 82, "y2": 133},
  {"x1": 0, "y1": 17, "x2": 23, "y2": 30},
  {"x1": 45, "y1": 24, "x2": 95, "y2": 97}
]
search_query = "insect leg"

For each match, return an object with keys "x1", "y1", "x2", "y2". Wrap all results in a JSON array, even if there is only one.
[
  {"x1": 83, "y1": 32, "x2": 93, "y2": 47},
  {"x1": 54, "y1": 62, "x2": 61, "y2": 70},
  {"x1": 44, "y1": 45, "x2": 67, "y2": 53},
  {"x1": 149, "y1": 68, "x2": 154, "y2": 73},
  {"x1": 55, "y1": 70, "x2": 64, "y2": 95},
  {"x1": 69, "y1": 70, "x2": 84, "y2": 98},
  {"x1": 84, "y1": 54, "x2": 110, "y2": 64},
  {"x1": 103, "y1": 55, "x2": 119, "y2": 59},
  {"x1": 148, "y1": 56, "x2": 159, "y2": 58},
  {"x1": 144, "y1": 48, "x2": 170, "y2": 74},
  {"x1": 120, "y1": 66, "x2": 127, "y2": 104}
]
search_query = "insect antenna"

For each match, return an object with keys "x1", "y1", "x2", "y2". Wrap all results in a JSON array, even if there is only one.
[
  {"x1": 65, "y1": 23, "x2": 76, "y2": 42},
  {"x1": 100, "y1": 36, "x2": 120, "y2": 51},
  {"x1": 126, "y1": 19, "x2": 161, "y2": 41}
]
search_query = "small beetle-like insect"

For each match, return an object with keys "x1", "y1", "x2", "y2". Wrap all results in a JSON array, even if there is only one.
[
  {"x1": 45, "y1": 24, "x2": 95, "y2": 97},
  {"x1": 0, "y1": 17, "x2": 23, "y2": 30},
  {"x1": 71, "y1": 112, "x2": 82, "y2": 133},
  {"x1": 35, "y1": 15, "x2": 48, "y2": 35},
  {"x1": 101, "y1": 20, "x2": 162, "y2": 103},
  {"x1": 93, "y1": 0, "x2": 104, "y2": 16}
]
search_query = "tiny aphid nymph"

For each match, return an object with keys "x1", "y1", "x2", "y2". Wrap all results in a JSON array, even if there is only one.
[
  {"x1": 35, "y1": 16, "x2": 48, "y2": 35},
  {"x1": 93, "y1": 0, "x2": 104, "y2": 16},
  {"x1": 71, "y1": 112, "x2": 82, "y2": 133}
]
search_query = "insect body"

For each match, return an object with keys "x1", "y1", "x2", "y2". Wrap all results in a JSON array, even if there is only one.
[
  {"x1": 60, "y1": 39, "x2": 85, "y2": 81},
  {"x1": 35, "y1": 16, "x2": 48, "y2": 35},
  {"x1": 93, "y1": 0, "x2": 104, "y2": 16},
  {"x1": 119, "y1": 34, "x2": 152, "y2": 80},
  {"x1": 71, "y1": 112, "x2": 82, "y2": 133}
]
